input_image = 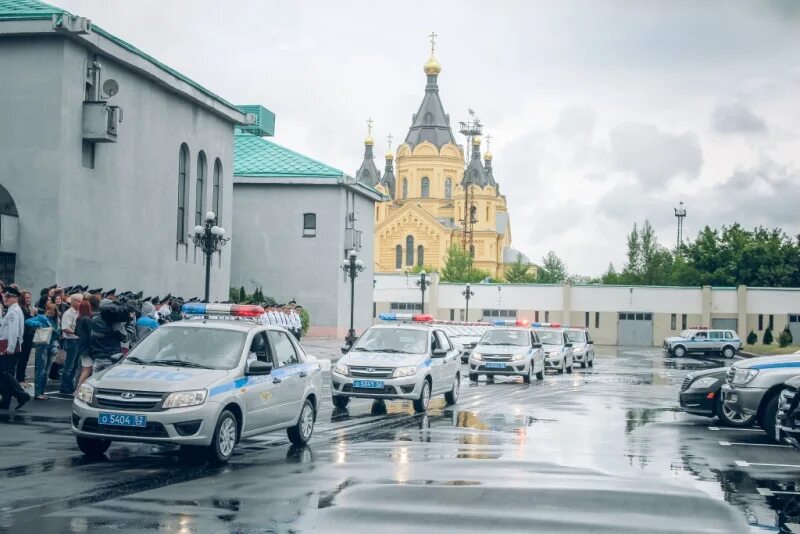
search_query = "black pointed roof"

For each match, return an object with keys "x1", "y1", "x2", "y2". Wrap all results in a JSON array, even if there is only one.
[
  {"x1": 404, "y1": 69, "x2": 457, "y2": 149},
  {"x1": 484, "y1": 154, "x2": 498, "y2": 192},
  {"x1": 355, "y1": 141, "x2": 381, "y2": 187},
  {"x1": 461, "y1": 141, "x2": 490, "y2": 188},
  {"x1": 381, "y1": 154, "x2": 396, "y2": 198}
]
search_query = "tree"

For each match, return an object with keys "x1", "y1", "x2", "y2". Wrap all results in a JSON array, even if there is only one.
[
  {"x1": 239, "y1": 286, "x2": 246, "y2": 303},
  {"x1": 601, "y1": 263, "x2": 622, "y2": 284},
  {"x1": 746, "y1": 330, "x2": 757, "y2": 345},
  {"x1": 763, "y1": 327, "x2": 774, "y2": 345},
  {"x1": 440, "y1": 244, "x2": 491, "y2": 283},
  {"x1": 779, "y1": 326, "x2": 793, "y2": 348},
  {"x1": 407, "y1": 264, "x2": 437, "y2": 274},
  {"x1": 504, "y1": 253, "x2": 536, "y2": 283},
  {"x1": 536, "y1": 251, "x2": 568, "y2": 283}
]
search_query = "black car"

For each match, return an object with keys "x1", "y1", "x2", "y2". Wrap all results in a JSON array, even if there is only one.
[
  {"x1": 776, "y1": 375, "x2": 800, "y2": 449},
  {"x1": 679, "y1": 367, "x2": 755, "y2": 427}
]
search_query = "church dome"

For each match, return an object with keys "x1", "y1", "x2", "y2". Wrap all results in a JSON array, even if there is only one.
[
  {"x1": 424, "y1": 53, "x2": 441, "y2": 75},
  {"x1": 385, "y1": 150, "x2": 394, "y2": 160},
  {"x1": 364, "y1": 134, "x2": 374, "y2": 146},
  {"x1": 484, "y1": 149, "x2": 492, "y2": 161}
]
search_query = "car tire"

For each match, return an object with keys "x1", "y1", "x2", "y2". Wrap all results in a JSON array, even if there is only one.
[
  {"x1": 760, "y1": 392, "x2": 782, "y2": 444},
  {"x1": 580, "y1": 360, "x2": 587, "y2": 369},
  {"x1": 413, "y1": 378, "x2": 431, "y2": 413},
  {"x1": 721, "y1": 346, "x2": 736, "y2": 359},
  {"x1": 445, "y1": 373, "x2": 460, "y2": 404},
  {"x1": 566, "y1": 364, "x2": 573, "y2": 374},
  {"x1": 207, "y1": 410, "x2": 238, "y2": 464},
  {"x1": 287, "y1": 398, "x2": 315, "y2": 445},
  {"x1": 715, "y1": 396, "x2": 756, "y2": 428},
  {"x1": 76, "y1": 436, "x2": 111, "y2": 458},
  {"x1": 523, "y1": 363, "x2": 533, "y2": 384},
  {"x1": 536, "y1": 368, "x2": 544, "y2": 380},
  {"x1": 468, "y1": 373, "x2": 479, "y2": 382},
  {"x1": 673, "y1": 346, "x2": 687, "y2": 358},
  {"x1": 588, "y1": 357, "x2": 594, "y2": 368},
  {"x1": 557, "y1": 365, "x2": 564, "y2": 375},
  {"x1": 332, "y1": 395, "x2": 350, "y2": 409}
]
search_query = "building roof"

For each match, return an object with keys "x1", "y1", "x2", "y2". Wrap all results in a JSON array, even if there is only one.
[
  {"x1": 403, "y1": 68, "x2": 457, "y2": 149},
  {"x1": 0, "y1": 0, "x2": 241, "y2": 117},
  {"x1": 503, "y1": 247, "x2": 531, "y2": 264},
  {"x1": 381, "y1": 155, "x2": 396, "y2": 198},
  {"x1": 462, "y1": 141, "x2": 491, "y2": 188},
  {"x1": 355, "y1": 142, "x2": 381, "y2": 187},
  {"x1": 234, "y1": 133, "x2": 344, "y2": 178}
]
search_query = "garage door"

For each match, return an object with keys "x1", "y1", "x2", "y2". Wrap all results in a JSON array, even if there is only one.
[
  {"x1": 617, "y1": 312, "x2": 653, "y2": 346},
  {"x1": 790, "y1": 315, "x2": 800, "y2": 344},
  {"x1": 711, "y1": 318, "x2": 738, "y2": 331}
]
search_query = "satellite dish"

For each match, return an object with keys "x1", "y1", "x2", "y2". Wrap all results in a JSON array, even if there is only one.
[{"x1": 102, "y1": 79, "x2": 119, "y2": 98}]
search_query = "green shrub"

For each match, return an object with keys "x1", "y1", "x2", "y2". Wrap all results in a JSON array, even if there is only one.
[
  {"x1": 779, "y1": 326, "x2": 793, "y2": 348},
  {"x1": 746, "y1": 330, "x2": 757, "y2": 345},
  {"x1": 299, "y1": 308, "x2": 310, "y2": 334},
  {"x1": 763, "y1": 327, "x2": 773, "y2": 345}
]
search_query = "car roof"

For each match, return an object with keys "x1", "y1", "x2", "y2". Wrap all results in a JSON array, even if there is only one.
[
  {"x1": 168, "y1": 318, "x2": 283, "y2": 333},
  {"x1": 370, "y1": 323, "x2": 432, "y2": 332},
  {"x1": 533, "y1": 327, "x2": 564, "y2": 332},
  {"x1": 487, "y1": 326, "x2": 530, "y2": 332}
]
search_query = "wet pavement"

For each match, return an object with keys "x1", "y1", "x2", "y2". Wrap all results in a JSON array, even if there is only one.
[{"x1": 1, "y1": 344, "x2": 799, "y2": 533}]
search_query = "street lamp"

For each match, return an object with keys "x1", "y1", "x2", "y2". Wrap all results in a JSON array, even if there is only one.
[
  {"x1": 462, "y1": 283, "x2": 475, "y2": 321},
  {"x1": 415, "y1": 270, "x2": 430, "y2": 314},
  {"x1": 341, "y1": 250, "x2": 365, "y2": 347},
  {"x1": 191, "y1": 211, "x2": 229, "y2": 303}
]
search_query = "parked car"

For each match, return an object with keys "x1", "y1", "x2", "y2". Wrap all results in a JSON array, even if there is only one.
[
  {"x1": 533, "y1": 325, "x2": 574, "y2": 374},
  {"x1": 776, "y1": 375, "x2": 800, "y2": 449},
  {"x1": 564, "y1": 328, "x2": 595, "y2": 368},
  {"x1": 678, "y1": 367, "x2": 755, "y2": 427},
  {"x1": 663, "y1": 329, "x2": 741, "y2": 359}
]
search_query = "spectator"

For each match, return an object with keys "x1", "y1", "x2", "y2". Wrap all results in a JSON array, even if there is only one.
[
  {"x1": 168, "y1": 301, "x2": 183, "y2": 322},
  {"x1": 27, "y1": 303, "x2": 61, "y2": 400},
  {"x1": 136, "y1": 302, "x2": 159, "y2": 339},
  {"x1": 91, "y1": 302, "x2": 128, "y2": 374},
  {"x1": 0, "y1": 286, "x2": 30, "y2": 409},
  {"x1": 74, "y1": 300, "x2": 94, "y2": 392},
  {"x1": 59, "y1": 293, "x2": 82, "y2": 394},
  {"x1": 17, "y1": 290, "x2": 36, "y2": 384}
]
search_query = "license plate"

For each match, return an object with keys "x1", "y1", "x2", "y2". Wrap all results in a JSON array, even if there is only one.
[
  {"x1": 98, "y1": 412, "x2": 147, "y2": 427},
  {"x1": 486, "y1": 362, "x2": 506, "y2": 369},
  {"x1": 353, "y1": 380, "x2": 384, "y2": 389}
]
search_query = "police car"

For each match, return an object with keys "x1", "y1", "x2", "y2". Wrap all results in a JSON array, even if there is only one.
[
  {"x1": 532, "y1": 323, "x2": 574, "y2": 374},
  {"x1": 468, "y1": 320, "x2": 545, "y2": 383},
  {"x1": 565, "y1": 328, "x2": 595, "y2": 368},
  {"x1": 72, "y1": 304, "x2": 324, "y2": 463},
  {"x1": 332, "y1": 313, "x2": 461, "y2": 412}
]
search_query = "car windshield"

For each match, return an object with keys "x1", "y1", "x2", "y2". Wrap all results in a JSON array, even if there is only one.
[
  {"x1": 536, "y1": 330, "x2": 563, "y2": 345},
  {"x1": 352, "y1": 328, "x2": 428, "y2": 354},
  {"x1": 565, "y1": 330, "x2": 586, "y2": 343},
  {"x1": 123, "y1": 326, "x2": 246, "y2": 370},
  {"x1": 479, "y1": 330, "x2": 530, "y2": 346}
]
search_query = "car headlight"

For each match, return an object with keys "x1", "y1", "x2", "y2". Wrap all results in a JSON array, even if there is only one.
[
  {"x1": 732, "y1": 368, "x2": 759, "y2": 386},
  {"x1": 333, "y1": 363, "x2": 349, "y2": 376},
  {"x1": 511, "y1": 353, "x2": 526, "y2": 361},
  {"x1": 76, "y1": 383, "x2": 94, "y2": 403},
  {"x1": 162, "y1": 390, "x2": 208, "y2": 409},
  {"x1": 689, "y1": 376, "x2": 719, "y2": 390},
  {"x1": 471, "y1": 352, "x2": 483, "y2": 361},
  {"x1": 548, "y1": 351, "x2": 561, "y2": 357},
  {"x1": 393, "y1": 366, "x2": 417, "y2": 378}
]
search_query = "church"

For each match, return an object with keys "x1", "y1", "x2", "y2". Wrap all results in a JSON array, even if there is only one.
[{"x1": 356, "y1": 41, "x2": 521, "y2": 278}]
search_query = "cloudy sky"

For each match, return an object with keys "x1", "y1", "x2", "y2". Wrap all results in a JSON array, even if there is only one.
[{"x1": 59, "y1": 0, "x2": 800, "y2": 275}]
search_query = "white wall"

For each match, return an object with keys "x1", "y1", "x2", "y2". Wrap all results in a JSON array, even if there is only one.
[
  {"x1": 571, "y1": 285, "x2": 703, "y2": 313},
  {"x1": 710, "y1": 289, "x2": 738, "y2": 313},
  {"x1": 439, "y1": 283, "x2": 563, "y2": 310},
  {"x1": 747, "y1": 289, "x2": 800, "y2": 314}
]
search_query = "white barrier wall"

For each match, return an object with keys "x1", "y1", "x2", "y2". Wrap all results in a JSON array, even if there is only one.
[
  {"x1": 747, "y1": 288, "x2": 800, "y2": 314},
  {"x1": 438, "y1": 283, "x2": 563, "y2": 311},
  {"x1": 571, "y1": 286, "x2": 703, "y2": 313}
]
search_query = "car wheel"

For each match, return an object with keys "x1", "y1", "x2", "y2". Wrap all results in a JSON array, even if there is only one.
[
  {"x1": 673, "y1": 346, "x2": 687, "y2": 358},
  {"x1": 468, "y1": 373, "x2": 479, "y2": 382},
  {"x1": 445, "y1": 373, "x2": 460, "y2": 404},
  {"x1": 536, "y1": 368, "x2": 544, "y2": 380},
  {"x1": 207, "y1": 410, "x2": 238, "y2": 464},
  {"x1": 760, "y1": 392, "x2": 782, "y2": 444},
  {"x1": 580, "y1": 360, "x2": 587, "y2": 369},
  {"x1": 721, "y1": 346, "x2": 735, "y2": 359},
  {"x1": 332, "y1": 395, "x2": 350, "y2": 409},
  {"x1": 76, "y1": 437, "x2": 111, "y2": 458},
  {"x1": 557, "y1": 364, "x2": 564, "y2": 375},
  {"x1": 588, "y1": 358, "x2": 594, "y2": 368},
  {"x1": 287, "y1": 398, "x2": 315, "y2": 445},
  {"x1": 413, "y1": 379, "x2": 431, "y2": 413},
  {"x1": 566, "y1": 364, "x2": 573, "y2": 374},
  {"x1": 716, "y1": 396, "x2": 756, "y2": 427},
  {"x1": 523, "y1": 363, "x2": 533, "y2": 384}
]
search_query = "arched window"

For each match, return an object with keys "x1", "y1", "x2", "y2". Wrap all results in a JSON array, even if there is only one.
[
  {"x1": 212, "y1": 158, "x2": 222, "y2": 223},
  {"x1": 406, "y1": 235, "x2": 414, "y2": 266},
  {"x1": 417, "y1": 245, "x2": 424, "y2": 266},
  {"x1": 421, "y1": 177, "x2": 430, "y2": 198},
  {"x1": 402, "y1": 178, "x2": 408, "y2": 199},
  {"x1": 195, "y1": 151, "x2": 207, "y2": 226},
  {"x1": 177, "y1": 144, "x2": 189, "y2": 242},
  {"x1": 445, "y1": 177, "x2": 452, "y2": 199},
  {"x1": 395, "y1": 245, "x2": 402, "y2": 269},
  {"x1": 486, "y1": 205, "x2": 490, "y2": 221}
]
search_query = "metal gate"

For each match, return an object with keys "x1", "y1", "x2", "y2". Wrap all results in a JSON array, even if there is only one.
[
  {"x1": 711, "y1": 318, "x2": 738, "y2": 331},
  {"x1": 617, "y1": 312, "x2": 654, "y2": 346},
  {"x1": 790, "y1": 315, "x2": 800, "y2": 344}
]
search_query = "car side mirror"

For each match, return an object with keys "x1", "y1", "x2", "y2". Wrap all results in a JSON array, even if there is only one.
[
  {"x1": 565, "y1": 342, "x2": 573, "y2": 348},
  {"x1": 587, "y1": 340, "x2": 594, "y2": 345},
  {"x1": 532, "y1": 343, "x2": 542, "y2": 349},
  {"x1": 432, "y1": 348, "x2": 448, "y2": 358},
  {"x1": 247, "y1": 360, "x2": 272, "y2": 375},
  {"x1": 109, "y1": 352, "x2": 124, "y2": 363},
  {"x1": 341, "y1": 346, "x2": 351, "y2": 355}
]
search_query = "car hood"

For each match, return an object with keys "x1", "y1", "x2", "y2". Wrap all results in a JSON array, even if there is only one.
[
  {"x1": 733, "y1": 354, "x2": 800, "y2": 370},
  {"x1": 571, "y1": 342, "x2": 587, "y2": 350},
  {"x1": 542, "y1": 344, "x2": 565, "y2": 352},
  {"x1": 341, "y1": 351, "x2": 427, "y2": 368},
  {"x1": 664, "y1": 336, "x2": 687, "y2": 344},
  {"x1": 684, "y1": 366, "x2": 729, "y2": 382},
  {"x1": 90, "y1": 364, "x2": 233, "y2": 393},
  {"x1": 474, "y1": 344, "x2": 528, "y2": 355}
]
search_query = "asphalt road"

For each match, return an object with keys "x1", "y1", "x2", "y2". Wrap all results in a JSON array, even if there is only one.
[{"x1": 1, "y1": 344, "x2": 798, "y2": 533}]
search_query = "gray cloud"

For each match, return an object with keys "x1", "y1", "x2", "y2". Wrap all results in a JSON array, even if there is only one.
[
  {"x1": 711, "y1": 103, "x2": 768, "y2": 135},
  {"x1": 553, "y1": 106, "x2": 596, "y2": 140},
  {"x1": 610, "y1": 123, "x2": 703, "y2": 186}
]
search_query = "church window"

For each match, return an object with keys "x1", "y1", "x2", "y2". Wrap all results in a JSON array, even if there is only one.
[
  {"x1": 469, "y1": 244, "x2": 475, "y2": 258},
  {"x1": 417, "y1": 245, "x2": 424, "y2": 266},
  {"x1": 303, "y1": 213, "x2": 316, "y2": 237},
  {"x1": 212, "y1": 158, "x2": 222, "y2": 224},
  {"x1": 406, "y1": 235, "x2": 414, "y2": 266},
  {"x1": 486, "y1": 205, "x2": 490, "y2": 221},
  {"x1": 395, "y1": 245, "x2": 402, "y2": 269},
  {"x1": 421, "y1": 177, "x2": 430, "y2": 198},
  {"x1": 177, "y1": 143, "x2": 189, "y2": 243},
  {"x1": 195, "y1": 151, "x2": 207, "y2": 226},
  {"x1": 402, "y1": 178, "x2": 408, "y2": 199},
  {"x1": 445, "y1": 177, "x2": 452, "y2": 199}
]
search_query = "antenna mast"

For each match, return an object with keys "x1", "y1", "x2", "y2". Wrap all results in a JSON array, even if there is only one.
[
  {"x1": 674, "y1": 201, "x2": 687, "y2": 252},
  {"x1": 458, "y1": 110, "x2": 482, "y2": 256}
]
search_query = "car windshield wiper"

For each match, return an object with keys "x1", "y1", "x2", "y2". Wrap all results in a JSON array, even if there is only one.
[
  {"x1": 351, "y1": 347, "x2": 371, "y2": 351},
  {"x1": 149, "y1": 359, "x2": 214, "y2": 369},
  {"x1": 125, "y1": 356, "x2": 148, "y2": 365},
  {"x1": 365, "y1": 348, "x2": 406, "y2": 353},
  {"x1": 482, "y1": 342, "x2": 513, "y2": 345}
]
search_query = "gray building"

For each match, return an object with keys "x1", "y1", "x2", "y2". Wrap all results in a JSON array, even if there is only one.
[
  {"x1": 232, "y1": 132, "x2": 382, "y2": 337},
  {"x1": 0, "y1": 1, "x2": 254, "y2": 299}
]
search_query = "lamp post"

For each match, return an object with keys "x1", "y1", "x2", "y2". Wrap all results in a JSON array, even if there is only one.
[
  {"x1": 191, "y1": 211, "x2": 229, "y2": 303},
  {"x1": 415, "y1": 270, "x2": 430, "y2": 314},
  {"x1": 462, "y1": 283, "x2": 475, "y2": 321},
  {"x1": 341, "y1": 250, "x2": 365, "y2": 346}
]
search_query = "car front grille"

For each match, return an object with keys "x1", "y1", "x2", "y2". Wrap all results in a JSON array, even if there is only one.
[
  {"x1": 81, "y1": 417, "x2": 169, "y2": 438},
  {"x1": 483, "y1": 355, "x2": 512, "y2": 362},
  {"x1": 479, "y1": 364, "x2": 525, "y2": 373},
  {"x1": 681, "y1": 376, "x2": 693, "y2": 392},
  {"x1": 349, "y1": 367, "x2": 394, "y2": 379},
  {"x1": 342, "y1": 384, "x2": 398, "y2": 395},
  {"x1": 93, "y1": 389, "x2": 166, "y2": 411}
]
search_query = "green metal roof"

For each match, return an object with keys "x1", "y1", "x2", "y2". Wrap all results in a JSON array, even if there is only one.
[
  {"x1": 234, "y1": 133, "x2": 344, "y2": 178},
  {"x1": 0, "y1": 0, "x2": 241, "y2": 116}
]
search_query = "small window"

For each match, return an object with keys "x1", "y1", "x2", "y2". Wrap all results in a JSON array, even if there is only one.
[
  {"x1": 724, "y1": 331, "x2": 734, "y2": 339},
  {"x1": 671, "y1": 314, "x2": 676, "y2": 330},
  {"x1": 450, "y1": 309, "x2": 455, "y2": 321},
  {"x1": 268, "y1": 331, "x2": 299, "y2": 367},
  {"x1": 486, "y1": 206, "x2": 490, "y2": 221},
  {"x1": 644, "y1": 313, "x2": 652, "y2": 321},
  {"x1": 373, "y1": 303, "x2": 376, "y2": 318},
  {"x1": 417, "y1": 245, "x2": 424, "y2": 266},
  {"x1": 445, "y1": 178, "x2": 452, "y2": 199},
  {"x1": 709, "y1": 331, "x2": 722, "y2": 340},
  {"x1": 212, "y1": 158, "x2": 222, "y2": 222},
  {"x1": 681, "y1": 314, "x2": 687, "y2": 330},
  {"x1": 758, "y1": 314, "x2": 763, "y2": 330},
  {"x1": 790, "y1": 315, "x2": 800, "y2": 323},
  {"x1": 406, "y1": 235, "x2": 414, "y2": 266},
  {"x1": 303, "y1": 213, "x2": 317, "y2": 237},
  {"x1": 769, "y1": 314, "x2": 774, "y2": 330},
  {"x1": 421, "y1": 177, "x2": 430, "y2": 198},
  {"x1": 595, "y1": 312, "x2": 600, "y2": 329},
  {"x1": 395, "y1": 245, "x2": 402, "y2": 269},
  {"x1": 177, "y1": 143, "x2": 190, "y2": 243},
  {"x1": 585, "y1": 312, "x2": 590, "y2": 328},
  {"x1": 545, "y1": 311, "x2": 550, "y2": 322},
  {"x1": 402, "y1": 178, "x2": 408, "y2": 199}
]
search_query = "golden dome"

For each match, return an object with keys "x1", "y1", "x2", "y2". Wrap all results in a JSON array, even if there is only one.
[
  {"x1": 385, "y1": 150, "x2": 394, "y2": 160},
  {"x1": 472, "y1": 135, "x2": 481, "y2": 146},
  {"x1": 364, "y1": 135, "x2": 374, "y2": 146},
  {"x1": 424, "y1": 53, "x2": 441, "y2": 75},
  {"x1": 484, "y1": 150, "x2": 493, "y2": 161}
]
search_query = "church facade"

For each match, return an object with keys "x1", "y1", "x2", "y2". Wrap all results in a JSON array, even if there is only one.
[{"x1": 358, "y1": 47, "x2": 516, "y2": 278}]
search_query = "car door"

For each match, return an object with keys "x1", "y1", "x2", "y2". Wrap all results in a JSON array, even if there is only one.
[
  {"x1": 530, "y1": 331, "x2": 543, "y2": 371},
  {"x1": 267, "y1": 330, "x2": 306, "y2": 423},
  {"x1": 586, "y1": 332, "x2": 594, "y2": 360},
  {"x1": 428, "y1": 330, "x2": 445, "y2": 394},
  {"x1": 436, "y1": 330, "x2": 459, "y2": 389},
  {"x1": 243, "y1": 331, "x2": 285, "y2": 433},
  {"x1": 707, "y1": 330, "x2": 723, "y2": 351}
]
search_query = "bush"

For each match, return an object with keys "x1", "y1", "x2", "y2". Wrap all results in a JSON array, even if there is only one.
[
  {"x1": 299, "y1": 308, "x2": 310, "y2": 334},
  {"x1": 763, "y1": 327, "x2": 773, "y2": 345},
  {"x1": 746, "y1": 330, "x2": 757, "y2": 345},
  {"x1": 779, "y1": 327, "x2": 793, "y2": 348}
]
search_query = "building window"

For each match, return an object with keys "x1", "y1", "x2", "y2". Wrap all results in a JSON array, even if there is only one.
[
  {"x1": 671, "y1": 314, "x2": 676, "y2": 330},
  {"x1": 373, "y1": 303, "x2": 376, "y2": 318},
  {"x1": 406, "y1": 236, "x2": 414, "y2": 266},
  {"x1": 595, "y1": 312, "x2": 600, "y2": 328},
  {"x1": 769, "y1": 314, "x2": 774, "y2": 330},
  {"x1": 545, "y1": 311, "x2": 550, "y2": 322},
  {"x1": 445, "y1": 177, "x2": 452, "y2": 199},
  {"x1": 486, "y1": 205, "x2": 490, "y2": 221},
  {"x1": 390, "y1": 302, "x2": 422, "y2": 311},
  {"x1": 402, "y1": 178, "x2": 408, "y2": 199},
  {"x1": 82, "y1": 141, "x2": 95, "y2": 169},
  {"x1": 212, "y1": 158, "x2": 222, "y2": 222},
  {"x1": 395, "y1": 245, "x2": 402, "y2": 269},
  {"x1": 177, "y1": 143, "x2": 189, "y2": 243},
  {"x1": 535, "y1": 311, "x2": 540, "y2": 322},
  {"x1": 450, "y1": 309, "x2": 455, "y2": 320},
  {"x1": 482, "y1": 309, "x2": 517, "y2": 318},
  {"x1": 417, "y1": 245, "x2": 424, "y2": 266},
  {"x1": 681, "y1": 314, "x2": 687, "y2": 330},
  {"x1": 421, "y1": 177, "x2": 430, "y2": 198},
  {"x1": 303, "y1": 213, "x2": 316, "y2": 237},
  {"x1": 585, "y1": 312, "x2": 590, "y2": 328},
  {"x1": 195, "y1": 151, "x2": 207, "y2": 226},
  {"x1": 758, "y1": 314, "x2": 763, "y2": 330}
]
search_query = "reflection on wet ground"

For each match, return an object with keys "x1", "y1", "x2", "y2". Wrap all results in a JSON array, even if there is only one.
[{"x1": 0, "y1": 346, "x2": 797, "y2": 532}]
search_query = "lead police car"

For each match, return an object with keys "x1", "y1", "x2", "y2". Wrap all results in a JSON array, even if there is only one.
[
  {"x1": 468, "y1": 321, "x2": 545, "y2": 383},
  {"x1": 72, "y1": 304, "x2": 324, "y2": 463},
  {"x1": 332, "y1": 313, "x2": 461, "y2": 412}
]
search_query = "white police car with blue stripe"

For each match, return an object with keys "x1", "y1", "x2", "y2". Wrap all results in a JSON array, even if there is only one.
[{"x1": 72, "y1": 304, "x2": 323, "y2": 463}]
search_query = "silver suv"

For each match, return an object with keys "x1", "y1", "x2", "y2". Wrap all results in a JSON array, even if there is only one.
[
  {"x1": 663, "y1": 329, "x2": 741, "y2": 359},
  {"x1": 332, "y1": 323, "x2": 461, "y2": 412},
  {"x1": 534, "y1": 327, "x2": 574, "y2": 374},
  {"x1": 468, "y1": 327, "x2": 545, "y2": 383}
]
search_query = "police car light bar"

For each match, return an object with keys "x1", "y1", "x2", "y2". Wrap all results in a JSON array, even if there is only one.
[
  {"x1": 379, "y1": 313, "x2": 433, "y2": 322},
  {"x1": 531, "y1": 322, "x2": 562, "y2": 328},
  {"x1": 182, "y1": 303, "x2": 265, "y2": 317},
  {"x1": 493, "y1": 319, "x2": 530, "y2": 327}
]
